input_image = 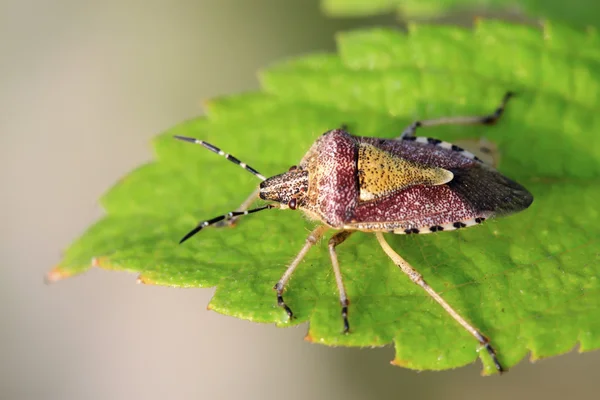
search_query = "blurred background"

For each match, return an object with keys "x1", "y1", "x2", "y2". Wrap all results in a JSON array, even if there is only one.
[{"x1": 1, "y1": 1, "x2": 599, "y2": 399}]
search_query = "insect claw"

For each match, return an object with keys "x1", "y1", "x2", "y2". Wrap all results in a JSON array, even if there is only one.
[
  {"x1": 342, "y1": 320, "x2": 350, "y2": 334},
  {"x1": 504, "y1": 91, "x2": 516, "y2": 100},
  {"x1": 276, "y1": 293, "x2": 294, "y2": 319},
  {"x1": 341, "y1": 306, "x2": 350, "y2": 334},
  {"x1": 483, "y1": 342, "x2": 505, "y2": 374},
  {"x1": 284, "y1": 306, "x2": 294, "y2": 319},
  {"x1": 494, "y1": 361, "x2": 505, "y2": 374}
]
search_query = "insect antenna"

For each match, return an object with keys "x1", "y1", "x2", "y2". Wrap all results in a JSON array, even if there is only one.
[
  {"x1": 174, "y1": 135, "x2": 266, "y2": 181},
  {"x1": 179, "y1": 204, "x2": 275, "y2": 244}
]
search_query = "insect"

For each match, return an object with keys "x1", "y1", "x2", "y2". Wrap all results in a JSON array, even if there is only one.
[{"x1": 174, "y1": 92, "x2": 533, "y2": 373}]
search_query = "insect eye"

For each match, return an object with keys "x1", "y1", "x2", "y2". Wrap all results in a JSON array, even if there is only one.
[
  {"x1": 288, "y1": 198, "x2": 297, "y2": 210},
  {"x1": 288, "y1": 165, "x2": 298, "y2": 172}
]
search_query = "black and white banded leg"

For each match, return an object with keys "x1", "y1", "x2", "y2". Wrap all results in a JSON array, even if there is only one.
[
  {"x1": 274, "y1": 226, "x2": 328, "y2": 320},
  {"x1": 375, "y1": 232, "x2": 504, "y2": 373},
  {"x1": 399, "y1": 91, "x2": 515, "y2": 139},
  {"x1": 328, "y1": 230, "x2": 354, "y2": 333}
]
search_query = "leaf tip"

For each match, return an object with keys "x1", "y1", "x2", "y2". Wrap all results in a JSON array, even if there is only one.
[
  {"x1": 45, "y1": 256, "x2": 106, "y2": 283},
  {"x1": 304, "y1": 332, "x2": 316, "y2": 343},
  {"x1": 390, "y1": 357, "x2": 409, "y2": 368},
  {"x1": 45, "y1": 266, "x2": 74, "y2": 283},
  {"x1": 136, "y1": 274, "x2": 157, "y2": 285}
]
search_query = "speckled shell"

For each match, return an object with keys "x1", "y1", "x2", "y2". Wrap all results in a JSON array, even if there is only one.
[{"x1": 294, "y1": 129, "x2": 533, "y2": 234}]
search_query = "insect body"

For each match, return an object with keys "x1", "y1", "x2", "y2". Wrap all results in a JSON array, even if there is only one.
[{"x1": 175, "y1": 92, "x2": 533, "y2": 373}]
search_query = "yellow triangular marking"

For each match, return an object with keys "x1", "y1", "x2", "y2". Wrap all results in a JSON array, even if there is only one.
[{"x1": 358, "y1": 143, "x2": 453, "y2": 201}]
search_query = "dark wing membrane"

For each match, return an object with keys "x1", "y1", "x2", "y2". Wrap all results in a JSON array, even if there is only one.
[{"x1": 447, "y1": 164, "x2": 533, "y2": 217}]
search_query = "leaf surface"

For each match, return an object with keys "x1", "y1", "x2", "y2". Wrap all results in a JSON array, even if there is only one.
[
  {"x1": 51, "y1": 21, "x2": 600, "y2": 374},
  {"x1": 322, "y1": 0, "x2": 600, "y2": 30}
]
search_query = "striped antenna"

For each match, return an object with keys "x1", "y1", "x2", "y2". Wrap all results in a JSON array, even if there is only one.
[
  {"x1": 179, "y1": 204, "x2": 275, "y2": 244},
  {"x1": 174, "y1": 135, "x2": 266, "y2": 181}
]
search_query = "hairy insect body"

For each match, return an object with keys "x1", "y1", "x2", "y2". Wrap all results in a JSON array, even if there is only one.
[
  {"x1": 260, "y1": 129, "x2": 532, "y2": 234},
  {"x1": 176, "y1": 92, "x2": 533, "y2": 372}
]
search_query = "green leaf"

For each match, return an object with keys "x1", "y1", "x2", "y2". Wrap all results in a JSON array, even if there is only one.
[
  {"x1": 50, "y1": 21, "x2": 600, "y2": 374},
  {"x1": 322, "y1": 0, "x2": 600, "y2": 30}
]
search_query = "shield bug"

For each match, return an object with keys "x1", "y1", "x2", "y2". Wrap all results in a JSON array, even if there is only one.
[{"x1": 174, "y1": 92, "x2": 533, "y2": 373}]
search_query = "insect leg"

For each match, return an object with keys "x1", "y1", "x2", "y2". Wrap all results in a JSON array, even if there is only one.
[
  {"x1": 399, "y1": 91, "x2": 515, "y2": 139},
  {"x1": 374, "y1": 232, "x2": 504, "y2": 373},
  {"x1": 327, "y1": 230, "x2": 354, "y2": 333},
  {"x1": 274, "y1": 225, "x2": 329, "y2": 320}
]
